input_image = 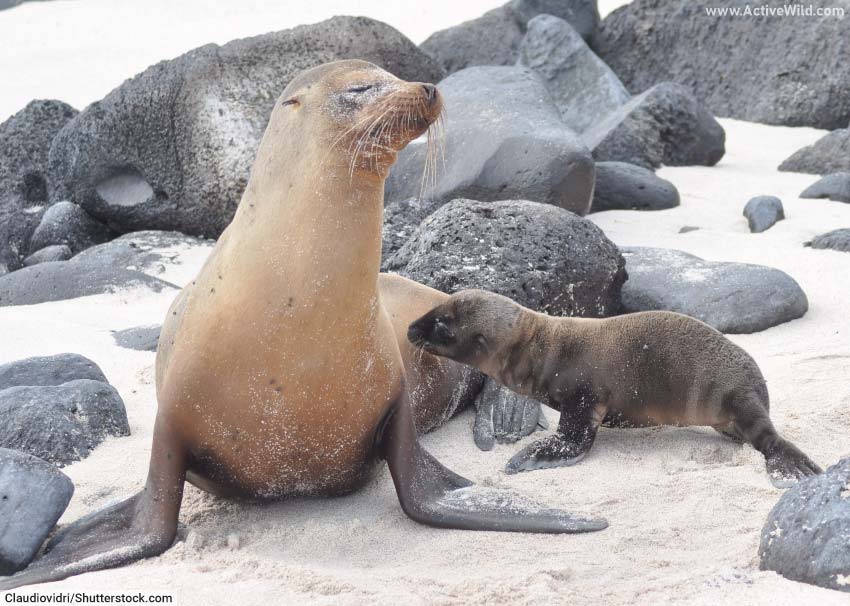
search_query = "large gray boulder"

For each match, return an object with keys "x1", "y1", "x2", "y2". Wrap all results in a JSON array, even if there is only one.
[
  {"x1": 759, "y1": 457, "x2": 850, "y2": 593},
  {"x1": 591, "y1": 0, "x2": 850, "y2": 130},
  {"x1": 0, "y1": 448, "x2": 74, "y2": 575},
  {"x1": 420, "y1": 0, "x2": 600, "y2": 75},
  {"x1": 0, "y1": 353, "x2": 107, "y2": 390},
  {"x1": 0, "y1": 258, "x2": 175, "y2": 307},
  {"x1": 620, "y1": 247, "x2": 808, "y2": 334},
  {"x1": 591, "y1": 162, "x2": 679, "y2": 212},
  {"x1": 583, "y1": 82, "x2": 725, "y2": 169},
  {"x1": 385, "y1": 199, "x2": 626, "y2": 317},
  {"x1": 0, "y1": 379, "x2": 130, "y2": 466},
  {"x1": 381, "y1": 197, "x2": 441, "y2": 265},
  {"x1": 28, "y1": 201, "x2": 113, "y2": 255},
  {"x1": 0, "y1": 100, "x2": 78, "y2": 274},
  {"x1": 806, "y1": 229, "x2": 850, "y2": 253},
  {"x1": 48, "y1": 17, "x2": 444, "y2": 239},
  {"x1": 799, "y1": 173, "x2": 850, "y2": 204},
  {"x1": 22, "y1": 245, "x2": 72, "y2": 267},
  {"x1": 779, "y1": 129, "x2": 850, "y2": 175},
  {"x1": 385, "y1": 66, "x2": 596, "y2": 216},
  {"x1": 517, "y1": 14, "x2": 630, "y2": 133},
  {"x1": 72, "y1": 230, "x2": 209, "y2": 278}
]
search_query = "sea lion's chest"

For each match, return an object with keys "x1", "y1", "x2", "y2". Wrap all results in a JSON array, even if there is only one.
[{"x1": 158, "y1": 280, "x2": 403, "y2": 498}]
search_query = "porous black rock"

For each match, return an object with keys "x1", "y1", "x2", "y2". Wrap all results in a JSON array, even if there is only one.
[
  {"x1": 48, "y1": 17, "x2": 443, "y2": 238},
  {"x1": 0, "y1": 448, "x2": 74, "y2": 575},
  {"x1": 591, "y1": 162, "x2": 679, "y2": 212},
  {"x1": 0, "y1": 379, "x2": 130, "y2": 466},
  {"x1": 385, "y1": 66, "x2": 596, "y2": 216},
  {"x1": 420, "y1": 0, "x2": 600, "y2": 75},
  {"x1": 583, "y1": 82, "x2": 725, "y2": 169},
  {"x1": 759, "y1": 457, "x2": 850, "y2": 593},
  {"x1": 0, "y1": 353, "x2": 107, "y2": 390},
  {"x1": 806, "y1": 229, "x2": 850, "y2": 253},
  {"x1": 28, "y1": 201, "x2": 113, "y2": 255},
  {"x1": 591, "y1": 0, "x2": 850, "y2": 129},
  {"x1": 620, "y1": 247, "x2": 808, "y2": 334},
  {"x1": 799, "y1": 173, "x2": 850, "y2": 204},
  {"x1": 385, "y1": 199, "x2": 626, "y2": 317},
  {"x1": 517, "y1": 14, "x2": 630, "y2": 133},
  {"x1": 779, "y1": 129, "x2": 850, "y2": 175},
  {"x1": 22, "y1": 244, "x2": 72, "y2": 267},
  {"x1": 0, "y1": 100, "x2": 78, "y2": 274},
  {"x1": 112, "y1": 325, "x2": 161, "y2": 352},
  {"x1": 743, "y1": 196, "x2": 784, "y2": 233},
  {"x1": 381, "y1": 197, "x2": 441, "y2": 265}
]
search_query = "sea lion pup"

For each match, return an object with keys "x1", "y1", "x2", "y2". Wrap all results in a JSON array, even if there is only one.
[
  {"x1": 0, "y1": 61, "x2": 606, "y2": 591},
  {"x1": 408, "y1": 290, "x2": 822, "y2": 487}
]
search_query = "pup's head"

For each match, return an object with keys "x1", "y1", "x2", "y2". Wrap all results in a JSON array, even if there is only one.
[{"x1": 407, "y1": 290, "x2": 522, "y2": 367}]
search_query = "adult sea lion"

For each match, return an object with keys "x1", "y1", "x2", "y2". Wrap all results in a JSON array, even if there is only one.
[
  {"x1": 0, "y1": 60, "x2": 606, "y2": 591},
  {"x1": 407, "y1": 289, "x2": 822, "y2": 487}
]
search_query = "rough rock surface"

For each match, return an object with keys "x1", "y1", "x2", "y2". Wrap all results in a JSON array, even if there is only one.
[
  {"x1": 0, "y1": 100, "x2": 78, "y2": 274},
  {"x1": 799, "y1": 173, "x2": 850, "y2": 204},
  {"x1": 806, "y1": 229, "x2": 850, "y2": 253},
  {"x1": 420, "y1": 0, "x2": 600, "y2": 74},
  {"x1": 583, "y1": 82, "x2": 725, "y2": 169},
  {"x1": 517, "y1": 14, "x2": 630, "y2": 133},
  {"x1": 591, "y1": 0, "x2": 850, "y2": 129},
  {"x1": 28, "y1": 201, "x2": 113, "y2": 255},
  {"x1": 779, "y1": 129, "x2": 850, "y2": 175},
  {"x1": 591, "y1": 162, "x2": 679, "y2": 212},
  {"x1": 0, "y1": 353, "x2": 107, "y2": 390},
  {"x1": 48, "y1": 17, "x2": 444, "y2": 238},
  {"x1": 0, "y1": 448, "x2": 74, "y2": 575},
  {"x1": 743, "y1": 196, "x2": 784, "y2": 233},
  {"x1": 620, "y1": 247, "x2": 808, "y2": 334},
  {"x1": 759, "y1": 457, "x2": 850, "y2": 593},
  {"x1": 381, "y1": 197, "x2": 441, "y2": 265},
  {"x1": 385, "y1": 199, "x2": 626, "y2": 317},
  {"x1": 22, "y1": 245, "x2": 72, "y2": 267},
  {"x1": 73, "y1": 230, "x2": 209, "y2": 278},
  {"x1": 112, "y1": 325, "x2": 161, "y2": 352},
  {"x1": 385, "y1": 66, "x2": 595, "y2": 216},
  {"x1": 0, "y1": 379, "x2": 130, "y2": 466}
]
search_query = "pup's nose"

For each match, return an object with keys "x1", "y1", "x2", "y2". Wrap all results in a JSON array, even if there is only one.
[
  {"x1": 407, "y1": 323, "x2": 426, "y2": 343},
  {"x1": 421, "y1": 84, "x2": 437, "y2": 103}
]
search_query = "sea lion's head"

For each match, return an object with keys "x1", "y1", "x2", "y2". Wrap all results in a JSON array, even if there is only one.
[
  {"x1": 407, "y1": 290, "x2": 523, "y2": 367},
  {"x1": 269, "y1": 59, "x2": 443, "y2": 177}
]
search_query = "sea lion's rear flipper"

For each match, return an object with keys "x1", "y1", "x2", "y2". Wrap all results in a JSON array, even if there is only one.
[
  {"x1": 0, "y1": 428, "x2": 185, "y2": 590},
  {"x1": 381, "y1": 396, "x2": 607, "y2": 534},
  {"x1": 764, "y1": 440, "x2": 823, "y2": 488},
  {"x1": 472, "y1": 379, "x2": 546, "y2": 452}
]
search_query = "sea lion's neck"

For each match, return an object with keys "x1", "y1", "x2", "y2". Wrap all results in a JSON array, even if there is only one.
[{"x1": 224, "y1": 144, "x2": 386, "y2": 316}]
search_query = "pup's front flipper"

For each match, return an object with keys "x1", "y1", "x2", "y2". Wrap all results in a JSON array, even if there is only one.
[
  {"x1": 382, "y1": 393, "x2": 607, "y2": 533},
  {"x1": 505, "y1": 433, "x2": 592, "y2": 474},
  {"x1": 505, "y1": 388, "x2": 604, "y2": 475},
  {"x1": 473, "y1": 378, "x2": 546, "y2": 451}
]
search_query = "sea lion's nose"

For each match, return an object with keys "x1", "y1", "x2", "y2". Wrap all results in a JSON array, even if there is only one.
[{"x1": 421, "y1": 84, "x2": 437, "y2": 103}]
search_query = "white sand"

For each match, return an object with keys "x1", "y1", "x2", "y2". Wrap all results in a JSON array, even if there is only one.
[{"x1": 2, "y1": 1, "x2": 849, "y2": 604}]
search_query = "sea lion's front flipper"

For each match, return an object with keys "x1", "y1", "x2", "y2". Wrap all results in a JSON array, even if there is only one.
[
  {"x1": 0, "y1": 426, "x2": 185, "y2": 590},
  {"x1": 381, "y1": 395, "x2": 607, "y2": 534},
  {"x1": 472, "y1": 378, "x2": 545, "y2": 452}
]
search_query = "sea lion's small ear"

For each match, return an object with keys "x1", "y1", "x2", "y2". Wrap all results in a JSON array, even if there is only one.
[{"x1": 281, "y1": 97, "x2": 300, "y2": 108}]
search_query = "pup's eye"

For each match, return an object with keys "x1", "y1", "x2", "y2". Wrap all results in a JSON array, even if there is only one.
[{"x1": 347, "y1": 84, "x2": 374, "y2": 94}]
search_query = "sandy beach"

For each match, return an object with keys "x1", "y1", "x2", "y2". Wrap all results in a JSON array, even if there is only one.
[{"x1": 1, "y1": 1, "x2": 849, "y2": 604}]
